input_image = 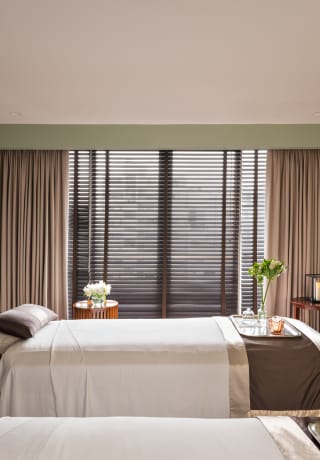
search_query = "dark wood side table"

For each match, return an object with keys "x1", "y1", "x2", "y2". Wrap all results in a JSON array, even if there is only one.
[
  {"x1": 290, "y1": 297, "x2": 320, "y2": 320},
  {"x1": 72, "y1": 300, "x2": 118, "y2": 319}
]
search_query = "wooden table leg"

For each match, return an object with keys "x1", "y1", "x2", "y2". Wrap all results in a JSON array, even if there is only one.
[{"x1": 292, "y1": 304, "x2": 299, "y2": 320}]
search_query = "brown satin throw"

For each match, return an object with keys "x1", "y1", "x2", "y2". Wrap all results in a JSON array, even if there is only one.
[{"x1": 243, "y1": 333, "x2": 320, "y2": 411}]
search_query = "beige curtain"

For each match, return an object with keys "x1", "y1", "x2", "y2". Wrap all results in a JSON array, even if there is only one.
[
  {"x1": 0, "y1": 150, "x2": 69, "y2": 319},
  {"x1": 265, "y1": 150, "x2": 320, "y2": 327}
]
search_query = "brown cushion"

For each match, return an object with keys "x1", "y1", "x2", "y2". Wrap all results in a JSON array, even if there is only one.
[{"x1": 0, "y1": 304, "x2": 58, "y2": 339}]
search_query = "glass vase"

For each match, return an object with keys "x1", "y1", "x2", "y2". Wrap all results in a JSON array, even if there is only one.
[
  {"x1": 258, "y1": 303, "x2": 267, "y2": 324},
  {"x1": 91, "y1": 297, "x2": 102, "y2": 307},
  {"x1": 91, "y1": 295, "x2": 107, "y2": 307}
]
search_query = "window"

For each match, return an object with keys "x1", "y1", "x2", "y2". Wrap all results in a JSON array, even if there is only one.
[{"x1": 68, "y1": 150, "x2": 266, "y2": 318}]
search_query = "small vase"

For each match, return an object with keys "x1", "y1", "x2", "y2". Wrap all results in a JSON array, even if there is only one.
[
  {"x1": 258, "y1": 303, "x2": 267, "y2": 323},
  {"x1": 91, "y1": 297, "x2": 102, "y2": 307}
]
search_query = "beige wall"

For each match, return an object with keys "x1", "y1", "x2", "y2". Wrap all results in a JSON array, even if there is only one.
[{"x1": 1, "y1": 124, "x2": 320, "y2": 150}]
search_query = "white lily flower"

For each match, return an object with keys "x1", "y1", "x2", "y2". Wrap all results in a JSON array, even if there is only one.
[{"x1": 83, "y1": 281, "x2": 112, "y2": 300}]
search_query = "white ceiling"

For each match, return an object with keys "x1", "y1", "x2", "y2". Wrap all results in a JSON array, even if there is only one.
[{"x1": 1, "y1": 0, "x2": 320, "y2": 124}]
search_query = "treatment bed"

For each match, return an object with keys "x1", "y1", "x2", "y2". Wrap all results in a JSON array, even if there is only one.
[
  {"x1": 0, "y1": 416, "x2": 319, "y2": 460},
  {"x1": 0, "y1": 305, "x2": 319, "y2": 418}
]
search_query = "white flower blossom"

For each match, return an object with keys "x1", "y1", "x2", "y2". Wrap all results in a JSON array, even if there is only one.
[
  {"x1": 269, "y1": 260, "x2": 276, "y2": 270},
  {"x1": 83, "y1": 281, "x2": 111, "y2": 299}
]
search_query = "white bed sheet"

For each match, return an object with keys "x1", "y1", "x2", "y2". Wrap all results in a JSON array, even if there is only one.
[
  {"x1": 0, "y1": 317, "x2": 243, "y2": 418},
  {"x1": 0, "y1": 417, "x2": 293, "y2": 460}
]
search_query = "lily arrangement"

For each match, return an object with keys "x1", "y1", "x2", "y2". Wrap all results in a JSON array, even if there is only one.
[
  {"x1": 248, "y1": 258, "x2": 287, "y2": 316},
  {"x1": 83, "y1": 281, "x2": 111, "y2": 303}
]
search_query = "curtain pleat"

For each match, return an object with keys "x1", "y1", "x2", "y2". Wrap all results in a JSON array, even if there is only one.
[
  {"x1": 266, "y1": 150, "x2": 320, "y2": 329},
  {"x1": 0, "y1": 150, "x2": 69, "y2": 318}
]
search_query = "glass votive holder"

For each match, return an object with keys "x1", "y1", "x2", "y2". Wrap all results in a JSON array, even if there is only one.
[
  {"x1": 242, "y1": 307, "x2": 255, "y2": 324},
  {"x1": 269, "y1": 316, "x2": 284, "y2": 335}
]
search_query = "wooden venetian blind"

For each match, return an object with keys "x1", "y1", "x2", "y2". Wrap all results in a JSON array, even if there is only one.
[
  {"x1": 240, "y1": 150, "x2": 267, "y2": 313},
  {"x1": 106, "y1": 151, "x2": 162, "y2": 318},
  {"x1": 68, "y1": 151, "x2": 108, "y2": 315},
  {"x1": 68, "y1": 150, "x2": 266, "y2": 318},
  {"x1": 69, "y1": 150, "x2": 162, "y2": 318},
  {"x1": 165, "y1": 151, "x2": 241, "y2": 317}
]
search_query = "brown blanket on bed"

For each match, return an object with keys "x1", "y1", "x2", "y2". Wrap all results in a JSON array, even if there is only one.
[{"x1": 243, "y1": 333, "x2": 320, "y2": 411}]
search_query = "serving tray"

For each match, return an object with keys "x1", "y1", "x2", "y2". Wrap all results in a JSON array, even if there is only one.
[
  {"x1": 308, "y1": 423, "x2": 320, "y2": 445},
  {"x1": 230, "y1": 315, "x2": 302, "y2": 338}
]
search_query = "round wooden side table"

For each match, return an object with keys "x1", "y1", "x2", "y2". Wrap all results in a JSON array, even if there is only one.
[{"x1": 72, "y1": 300, "x2": 118, "y2": 319}]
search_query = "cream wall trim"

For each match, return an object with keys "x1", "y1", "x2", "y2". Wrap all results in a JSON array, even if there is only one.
[{"x1": 0, "y1": 124, "x2": 320, "y2": 150}]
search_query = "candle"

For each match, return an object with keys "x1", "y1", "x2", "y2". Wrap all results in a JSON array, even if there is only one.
[
  {"x1": 316, "y1": 281, "x2": 320, "y2": 302},
  {"x1": 269, "y1": 316, "x2": 284, "y2": 335}
]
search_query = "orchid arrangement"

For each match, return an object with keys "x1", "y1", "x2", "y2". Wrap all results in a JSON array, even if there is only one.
[
  {"x1": 248, "y1": 258, "x2": 287, "y2": 311},
  {"x1": 83, "y1": 281, "x2": 111, "y2": 302}
]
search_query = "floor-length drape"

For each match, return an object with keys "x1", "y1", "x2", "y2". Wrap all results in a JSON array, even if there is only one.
[
  {"x1": 0, "y1": 150, "x2": 69, "y2": 318},
  {"x1": 265, "y1": 150, "x2": 320, "y2": 328}
]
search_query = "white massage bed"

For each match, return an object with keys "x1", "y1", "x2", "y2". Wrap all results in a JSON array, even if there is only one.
[
  {"x1": 0, "y1": 315, "x2": 319, "y2": 418},
  {"x1": 0, "y1": 416, "x2": 319, "y2": 460}
]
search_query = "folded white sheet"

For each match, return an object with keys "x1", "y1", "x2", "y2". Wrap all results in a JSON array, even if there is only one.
[{"x1": 0, "y1": 317, "x2": 237, "y2": 418}]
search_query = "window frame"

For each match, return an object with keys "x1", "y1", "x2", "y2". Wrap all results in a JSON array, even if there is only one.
[{"x1": 68, "y1": 150, "x2": 266, "y2": 318}]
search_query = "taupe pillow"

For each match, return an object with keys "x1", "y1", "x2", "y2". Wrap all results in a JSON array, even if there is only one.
[
  {"x1": 0, "y1": 331, "x2": 20, "y2": 353},
  {"x1": 0, "y1": 304, "x2": 58, "y2": 339}
]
